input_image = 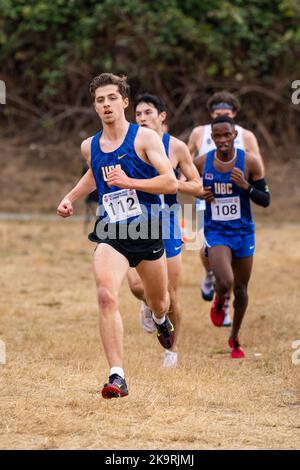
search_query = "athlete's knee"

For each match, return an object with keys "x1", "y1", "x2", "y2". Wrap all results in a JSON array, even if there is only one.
[
  {"x1": 96, "y1": 285, "x2": 118, "y2": 311},
  {"x1": 148, "y1": 294, "x2": 169, "y2": 316},
  {"x1": 216, "y1": 276, "x2": 233, "y2": 295}
]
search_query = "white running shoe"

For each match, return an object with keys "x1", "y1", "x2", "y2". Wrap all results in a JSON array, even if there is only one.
[
  {"x1": 163, "y1": 350, "x2": 178, "y2": 368},
  {"x1": 223, "y1": 295, "x2": 232, "y2": 327},
  {"x1": 140, "y1": 301, "x2": 156, "y2": 333},
  {"x1": 201, "y1": 270, "x2": 215, "y2": 301}
]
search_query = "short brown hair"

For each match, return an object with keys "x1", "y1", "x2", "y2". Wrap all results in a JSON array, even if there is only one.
[
  {"x1": 89, "y1": 73, "x2": 130, "y2": 101},
  {"x1": 207, "y1": 91, "x2": 241, "y2": 113}
]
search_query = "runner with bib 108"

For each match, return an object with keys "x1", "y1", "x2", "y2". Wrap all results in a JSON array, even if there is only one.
[{"x1": 194, "y1": 115, "x2": 270, "y2": 359}]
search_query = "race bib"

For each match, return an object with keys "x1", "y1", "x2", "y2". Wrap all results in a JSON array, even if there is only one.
[
  {"x1": 102, "y1": 189, "x2": 142, "y2": 222},
  {"x1": 211, "y1": 196, "x2": 241, "y2": 221}
]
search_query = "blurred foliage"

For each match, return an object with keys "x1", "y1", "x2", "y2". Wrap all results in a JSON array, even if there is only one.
[{"x1": 0, "y1": 0, "x2": 299, "y2": 145}]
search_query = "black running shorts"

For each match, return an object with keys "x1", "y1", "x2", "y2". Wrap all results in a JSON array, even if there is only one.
[{"x1": 88, "y1": 218, "x2": 164, "y2": 267}]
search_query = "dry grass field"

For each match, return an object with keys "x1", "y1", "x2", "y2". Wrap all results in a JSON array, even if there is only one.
[{"x1": 0, "y1": 219, "x2": 300, "y2": 450}]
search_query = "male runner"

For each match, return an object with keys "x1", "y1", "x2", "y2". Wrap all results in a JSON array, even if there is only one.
[
  {"x1": 194, "y1": 115, "x2": 270, "y2": 358},
  {"x1": 188, "y1": 91, "x2": 264, "y2": 326},
  {"x1": 57, "y1": 73, "x2": 178, "y2": 398},
  {"x1": 127, "y1": 93, "x2": 202, "y2": 368}
]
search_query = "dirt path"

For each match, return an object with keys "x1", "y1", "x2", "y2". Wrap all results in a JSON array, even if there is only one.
[{"x1": 0, "y1": 221, "x2": 299, "y2": 449}]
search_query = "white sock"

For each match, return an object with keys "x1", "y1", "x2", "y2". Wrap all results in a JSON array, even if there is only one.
[
  {"x1": 110, "y1": 367, "x2": 124, "y2": 379},
  {"x1": 165, "y1": 350, "x2": 177, "y2": 357},
  {"x1": 152, "y1": 313, "x2": 166, "y2": 325}
]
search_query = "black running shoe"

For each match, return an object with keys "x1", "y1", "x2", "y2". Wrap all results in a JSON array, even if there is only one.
[
  {"x1": 101, "y1": 373, "x2": 128, "y2": 399},
  {"x1": 154, "y1": 316, "x2": 175, "y2": 350}
]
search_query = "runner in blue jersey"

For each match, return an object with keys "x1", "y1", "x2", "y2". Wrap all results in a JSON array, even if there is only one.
[
  {"x1": 195, "y1": 115, "x2": 270, "y2": 359},
  {"x1": 188, "y1": 91, "x2": 264, "y2": 326},
  {"x1": 57, "y1": 73, "x2": 178, "y2": 399},
  {"x1": 126, "y1": 94, "x2": 202, "y2": 368}
]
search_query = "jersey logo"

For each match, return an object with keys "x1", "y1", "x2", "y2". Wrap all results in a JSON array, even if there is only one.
[
  {"x1": 101, "y1": 164, "x2": 121, "y2": 181},
  {"x1": 118, "y1": 153, "x2": 127, "y2": 160},
  {"x1": 205, "y1": 173, "x2": 213, "y2": 180},
  {"x1": 206, "y1": 138, "x2": 212, "y2": 145},
  {"x1": 214, "y1": 182, "x2": 233, "y2": 195}
]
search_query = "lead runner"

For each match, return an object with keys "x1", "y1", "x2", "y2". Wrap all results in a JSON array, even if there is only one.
[{"x1": 57, "y1": 73, "x2": 178, "y2": 398}]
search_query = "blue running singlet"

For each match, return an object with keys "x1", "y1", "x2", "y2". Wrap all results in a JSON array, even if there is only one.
[
  {"x1": 203, "y1": 149, "x2": 255, "y2": 235},
  {"x1": 90, "y1": 123, "x2": 161, "y2": 225},
  {"x1": 161, "y1": 133, "x2": 183, "y2": 257}
]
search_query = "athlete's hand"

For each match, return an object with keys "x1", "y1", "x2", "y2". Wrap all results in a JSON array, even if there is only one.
[
  {"x1": 231, "y1": 168, "x2": 250, "y2": 191},
  {"x1": 57, "y1": 198, "x2": 73, "y2": 218},
  {"x1": 201, "y1": 186, "x2": 215, "y2": 203},
  {"x1": 107, "y1": 167, "x2": 132, "y2": 189}
]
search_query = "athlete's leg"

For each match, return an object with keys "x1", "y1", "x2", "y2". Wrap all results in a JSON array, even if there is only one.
[
  {"x1": 136, "y1": 255, "x2": 169, "y2": 318},
  {"x1": 207, "y1": 245, "x2": 233, "y2": 327},
  {"x1": 93, "y1": 243, "x2": 129, "y2": 369},
  {"x1": 136, "y1": 255, "x2": 174, "y2": 350},
  {"x1": 127, "y1": 268, "x2": 145, "y2": 301},
  {"x1": 231, "y1": 255, "x2": 253, "y2": 339},
  {"x1": 127, "y1": 267, "x2": 156, "y2": 334},
  {"x1": 207, "y1": 245, "x2": 233, "y2": 300},
  {"x1": 166, "y1": 253, "x2": 182, "y2": 352},
  {"x1": 200, "y1": 244, "x2": 210, "y2": 271},
  {"x1": 200, "y1": 244, "x2": 215, "y2": 300}
]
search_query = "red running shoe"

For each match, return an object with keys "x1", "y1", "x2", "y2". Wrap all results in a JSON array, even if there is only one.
[
  {"x1": 229, "y1": 337, "x2": 245, "y2": 359},
  {"x1": 210, "y1": 295, "x2": 225, "y2": 327},
  {"x1": 101, "y1": 374, "x2": 128, "y2": 399}
]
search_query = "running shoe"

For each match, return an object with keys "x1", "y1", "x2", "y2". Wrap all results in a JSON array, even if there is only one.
[
  {"x1": 101, "y1": 373, "x2": 128, "y2": 399},
  {"x1": 140, "y1": 301, "x2": 156, "y2": 334},
  {"x1": 222, "y1": 295, "x2": 231, "y2": 327},
  {"x1": 228, "y1": 337, "x2": 245, "y2": 359},
  {"x1": 163, "y1": 350, "x2": 178, "y2": 368},
  {"x1": 210, "y1": 295, "x2": 225, "y2": 327},
  {"x1": 201, "y1": 270, "x2": 215, "y2": 301},
  {"x1": 154, "y1": 316, "x2": 175, "y2": 350}
]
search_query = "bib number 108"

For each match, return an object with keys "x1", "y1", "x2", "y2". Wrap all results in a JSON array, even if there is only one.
[
  {"x1": 215, "y1": 204, "x2": 238, "y2": 217},
  {"x1": 211, "y1": 197, "x2": 241, "y2": 221}
]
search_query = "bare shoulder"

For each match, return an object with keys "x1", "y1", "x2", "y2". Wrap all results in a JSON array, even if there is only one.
[
  {"x1": 243, "y1": 128, "x2": 255, "y2": 138},
  {"x1": 81, "y1": 137, "x2": 93, "y2": 161},
  {"x1": 189, "y1": 125, "x2": 204, "y2": 140},
  {"x1": 245, "y1": 151, "x2": 261, "y2": 172},
  {"x1": 136, "y1": 126, "x2": 159, "y2": 143},
  {"x1": 169, "y1": 135, "x2": 188, "y2": 153},
  {"x1": 135, "y1": 126, "x2": 165, "y2": 163}
]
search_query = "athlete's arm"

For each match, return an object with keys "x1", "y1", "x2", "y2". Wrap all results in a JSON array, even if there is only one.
[
  {"x1": 243, "y1": 129, "x2": 265, "y2": 172},
  {"x1": 57, "y1": 138, "x2": 97, "y2": 217},
  {"x1": 231, "y1": 154, "x2": 270, "y2": 207},
  {"x1": 107, "y1": 128, "x2": 177, "y2": 194},
  {"x1": 187, "y1": 126, "x2": 204, "y2": 160},
  {"x1": 173, "y1": 138, "x2": 203, "y2": 197},
  {"x1": 194, "y1": 153, "x2": 215, "y2": 203}
]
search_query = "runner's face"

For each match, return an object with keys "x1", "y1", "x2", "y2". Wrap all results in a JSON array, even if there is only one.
[
  {"x1": 211, "y1": 122, "x2": 237, "y2": 154},
  {"x1": 210, "y1": 109, "x2": 236, "y2": 119},
  {"x1": 94, "y1": 85, "x2": 128, "y2": 123},
  {"x1": 135, "y1": 102, "x2": 166, "y2": 133}
]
